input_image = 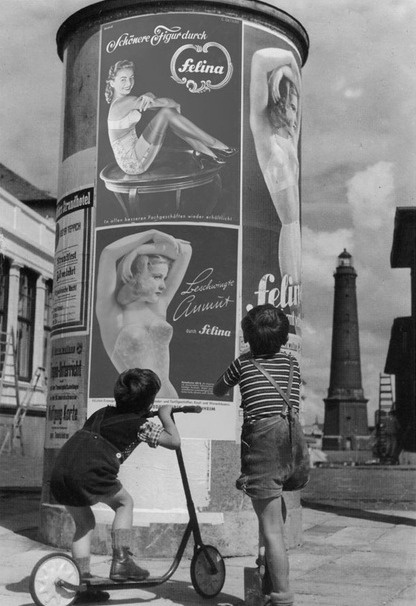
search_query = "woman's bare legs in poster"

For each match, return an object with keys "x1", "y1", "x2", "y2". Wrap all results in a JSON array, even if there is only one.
[{"x1": 139, "y1": 106, "x2": 235, "y2": 166}]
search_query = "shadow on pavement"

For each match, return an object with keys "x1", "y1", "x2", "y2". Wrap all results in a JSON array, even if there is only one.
[
  {"x1": 6, "y1": 577, "x2": 30, "y2": 594},
  {"x1": 302, "y1": 499, "x2": 416, "y2": 527},
  {"x1": 7, "y1": 573, "x2": 241, "y2": 606}
]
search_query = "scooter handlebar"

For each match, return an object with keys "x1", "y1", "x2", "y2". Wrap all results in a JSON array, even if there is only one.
[
  {"x1": 173, "y1": 405, "x2": 202, "y2": 414},
  {"x1": 148, "y1": 405, "x2": 202, "y2": 417}
]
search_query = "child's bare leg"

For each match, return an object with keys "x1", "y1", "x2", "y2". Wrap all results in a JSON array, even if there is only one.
[
  {"x1": 102, "y1": 486, "x2": 133, "y2": 530},
  {"x1": 66, "y1": 505, "x2": 95, "y2": 564},
  {"x1": 252, "y1": 497, "x2": 294, "y2": 604},
  {"x1": 102, "y1": 487, "x2": 149, "y2": 581},
  {"x1": 66, "y1": 506, "x2": 110, "y2": 602}
]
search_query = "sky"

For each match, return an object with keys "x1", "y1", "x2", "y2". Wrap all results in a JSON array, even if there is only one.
[{"x1": 1, "y1": 0, "x2": 415, "y2": 425}]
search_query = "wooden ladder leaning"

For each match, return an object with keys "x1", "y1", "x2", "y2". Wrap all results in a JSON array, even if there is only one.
[{"x1": 0, "y1": 329, "x2": 46, "y2": 455}]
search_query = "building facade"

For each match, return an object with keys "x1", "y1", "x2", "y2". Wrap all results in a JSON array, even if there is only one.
[
  {"x1": 0, "y1": 165, "x2": 55, "y2": 457},
  {"x1": 384, "y1": 207, "x2": 416, "y2": 460}
]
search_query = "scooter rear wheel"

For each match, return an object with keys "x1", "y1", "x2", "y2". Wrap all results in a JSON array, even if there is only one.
[
  {"x1": 190, "y1": 544, "x2": 226, "y2": 598},
  {"x1": 29, "y1": 552, "x2": 81, "y2": 606}
]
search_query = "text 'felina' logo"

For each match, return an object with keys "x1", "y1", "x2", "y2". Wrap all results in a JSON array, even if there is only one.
[{"x1": 170, "y1": 42, "x2": 233, "y2": 93}]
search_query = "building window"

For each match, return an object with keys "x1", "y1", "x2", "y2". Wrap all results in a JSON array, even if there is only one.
[
  {"x1": 17, "y1": 268, "x2": 36, "y2": 381},
  {"x1": 43, "y1": 279, "x2": 53, "y2": 375}
]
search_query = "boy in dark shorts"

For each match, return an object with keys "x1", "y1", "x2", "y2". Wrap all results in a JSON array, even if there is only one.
[
  {"x1": 213, "y1": 304, "x2": 309, "y2": 606},
  {"x1": 51, "y1": 367, "x2": 180, "y2": 604}
]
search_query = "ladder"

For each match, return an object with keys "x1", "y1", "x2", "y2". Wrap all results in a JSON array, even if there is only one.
[
  {"x1": 0, "y1": 329, "x2": 20, "y2": 407},
  {"x1": 374, "y1": 373, "x2": 395, "y2": 460},
  {"x1": 0, "y1": 329, "x2": 46, "y2": 455},
  {"x1": 379, "y1": 373, "x2": 394, "y2": 414}
]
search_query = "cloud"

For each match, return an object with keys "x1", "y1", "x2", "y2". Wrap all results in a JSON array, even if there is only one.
[
  {"x1": 347, "y1": 161, "x2": 395, "y2": 231},
  {"x1": 302, "y1": 225, "x2": 353, "y2": 288},
  {"x1": 344, "y1": 88, "x2": 363, "y2": 99},
  {"x1": 301, "y1": 161, "x2": 411, "y2": 424}
]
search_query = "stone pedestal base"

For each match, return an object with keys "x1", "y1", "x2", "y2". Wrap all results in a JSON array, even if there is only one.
[
  {"x1": 39, "y1": 491, "x2": 302, "y2": 558},
  {"x1": 40, "y1": 441, "x2": 303, "y2": 557}
]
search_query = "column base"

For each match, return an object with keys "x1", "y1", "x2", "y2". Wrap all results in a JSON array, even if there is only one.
[{"x1": 39, "y1": 491, "x2": 302, "y2": 558}]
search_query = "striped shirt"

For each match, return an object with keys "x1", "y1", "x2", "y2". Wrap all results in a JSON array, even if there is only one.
[{"x1": 221, "y1": 352, "x2": 301, "y2": 422}]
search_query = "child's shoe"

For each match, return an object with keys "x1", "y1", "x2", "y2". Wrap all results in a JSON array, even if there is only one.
[
  {"x1": 72, "y1": 558, "x2": 110, "y2": 603},
  {"x1": 110, "y1": 547, "x2": 150, "y2": 581},
  {"x1": 267, "y1": 590, "x2": 294, "y2": 605},
  {"x1": 74, "y1": 574, "x2": 110, "y2": 604},
  {"x1": 110, "y1": 529, "x2": 150, "y2": 581},
  {"x1": 74, "y1": 588, "x2": 110, "y2": 604}
]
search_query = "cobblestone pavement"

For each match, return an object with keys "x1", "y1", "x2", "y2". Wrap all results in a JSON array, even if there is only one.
[
  {"x1": 0, "y1": 492, "x2": 415, "y2": 606},
  {"x1": 1, "y1": 456, "x2": 415, "y2": 605}
]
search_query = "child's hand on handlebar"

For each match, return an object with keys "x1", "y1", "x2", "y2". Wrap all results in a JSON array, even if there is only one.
[
  {"x1": 157, "y1": 406, "x2": 181, "y2": 450},
  {"x1": 158, "y1": 405, "x2": 173, "y2": 419}
]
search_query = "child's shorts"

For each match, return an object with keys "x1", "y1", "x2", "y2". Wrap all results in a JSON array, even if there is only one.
[
  {"x1": 236, "y1": 414, "x2": 310, "y2": 500},
  {"x1": 50, "y1": 429, "x2": 122, "y2": 507}
]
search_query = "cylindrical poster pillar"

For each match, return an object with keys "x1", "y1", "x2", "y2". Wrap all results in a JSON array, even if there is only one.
[{"x1": 40, "y1": 0, "x2": 308, "y2": 556}]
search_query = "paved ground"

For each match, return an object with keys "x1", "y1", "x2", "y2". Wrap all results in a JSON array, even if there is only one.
[
  {"x1": 0, "y1": 490, "x2": 415, "y2": 606},
  {"x1": 1, "y1": 454, "x2": 415, "y2": 605}
]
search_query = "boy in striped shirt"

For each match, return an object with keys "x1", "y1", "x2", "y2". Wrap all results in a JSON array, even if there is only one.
[{"x1": 214, "y1": 304, "x2": 309, "y2": 606}]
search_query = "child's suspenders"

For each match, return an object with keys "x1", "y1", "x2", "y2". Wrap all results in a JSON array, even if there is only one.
[{"x1": 250, "y1": 356, "x2": 295, "y2": 443}]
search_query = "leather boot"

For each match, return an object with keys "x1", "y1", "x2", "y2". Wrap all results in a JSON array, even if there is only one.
[
  {"x1": 73, "y1": 557, "x2": 110, "y2": 603},
  {"x1": 110, "y1": 546, "x2": 150, "y2": 581},
  {"x1": 269, "y1": 590, "x2": 295, "y2": 605}
]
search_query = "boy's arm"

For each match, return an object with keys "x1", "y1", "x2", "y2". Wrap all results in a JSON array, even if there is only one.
[
  {"x1": 213, "y1": 357, "x2": 240, "y2": 397},
  {"x1": 157, "y1": 406, "x2": 181, "y2": 450},
  {"x1": 213, "y1": 375, "x2": 231, "y2": 397}
]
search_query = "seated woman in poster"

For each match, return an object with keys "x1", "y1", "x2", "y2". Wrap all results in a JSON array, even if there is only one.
[
  {"x1": 105, "y1": 59, "x2": 237, "y2": 175},
  {"x1": 96, "y1": 229, "x2": 192, "y2": 399},
  {"x1": 250, "y1": 48, "x2": 302, "y2": 285}
]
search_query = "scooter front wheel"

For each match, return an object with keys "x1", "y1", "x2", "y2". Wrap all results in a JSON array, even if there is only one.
[
  {"x1": 29, "y1": 552, "x2": 81, "y2": 606},
  {"x1": 190, "y1": 544, "x2": 226, "y2": 598}
]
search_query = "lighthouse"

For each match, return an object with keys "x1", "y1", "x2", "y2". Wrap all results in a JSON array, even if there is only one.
[{"x1": 323, "y1": 250, "x2": 369, "y2": 451}]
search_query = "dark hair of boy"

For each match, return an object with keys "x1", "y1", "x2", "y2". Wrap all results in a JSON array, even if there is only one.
[
  {"x1": 114, "y1": 368, "x2": 161, "y2": 413},
  {"x1": 241, "y1": 304, "x2": 289, "y2": 356}
]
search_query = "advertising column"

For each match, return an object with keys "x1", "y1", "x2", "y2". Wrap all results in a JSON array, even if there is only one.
[
  {"x1": 43, "y1": 0, "x2": 308, "y2": 555},
  {"x1": 90, "y1": 13, "x2": 241, "y2": 512}
]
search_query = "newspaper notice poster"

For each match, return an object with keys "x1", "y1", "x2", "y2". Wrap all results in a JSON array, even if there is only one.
[
  {"x1": 89, "y1": 224, "x2": 238, "y2": 440},
  {"x1": 95, "y1": 13, "x2": 241, "y2": 227},
  {"x1": 45, "y1": 336, "x2": 87, "y2": 448},
  {"x1": 52, "y1": 187, "x2": 93, "y2": 334}
]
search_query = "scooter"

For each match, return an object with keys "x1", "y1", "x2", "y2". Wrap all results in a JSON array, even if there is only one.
[{"x1": 29, "y1": 405, "x2": 226, "y2": 606}]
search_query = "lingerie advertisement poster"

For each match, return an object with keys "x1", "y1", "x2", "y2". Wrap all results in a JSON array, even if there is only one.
[
  {"x1": 52, "y1": 187, "x2": 93, "y2": 335},
  {"x1": 95, "y1": 13, "x2": 241, "y2": 228},
  {"x1": 241, "y1": 24, "x2": 303, "y2": 359},
  {"x1": 89, "y1": 224, "x2": 238, "y2": 440}
]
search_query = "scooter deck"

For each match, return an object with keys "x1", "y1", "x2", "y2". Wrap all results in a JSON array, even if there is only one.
[{"x1": 82, "y1": 574, "x2": 168, "y2": 590}]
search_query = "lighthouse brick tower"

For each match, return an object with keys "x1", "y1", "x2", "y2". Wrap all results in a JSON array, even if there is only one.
[{"x1": 323, "y1": 250, "x2": 369, "y2": 451}]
